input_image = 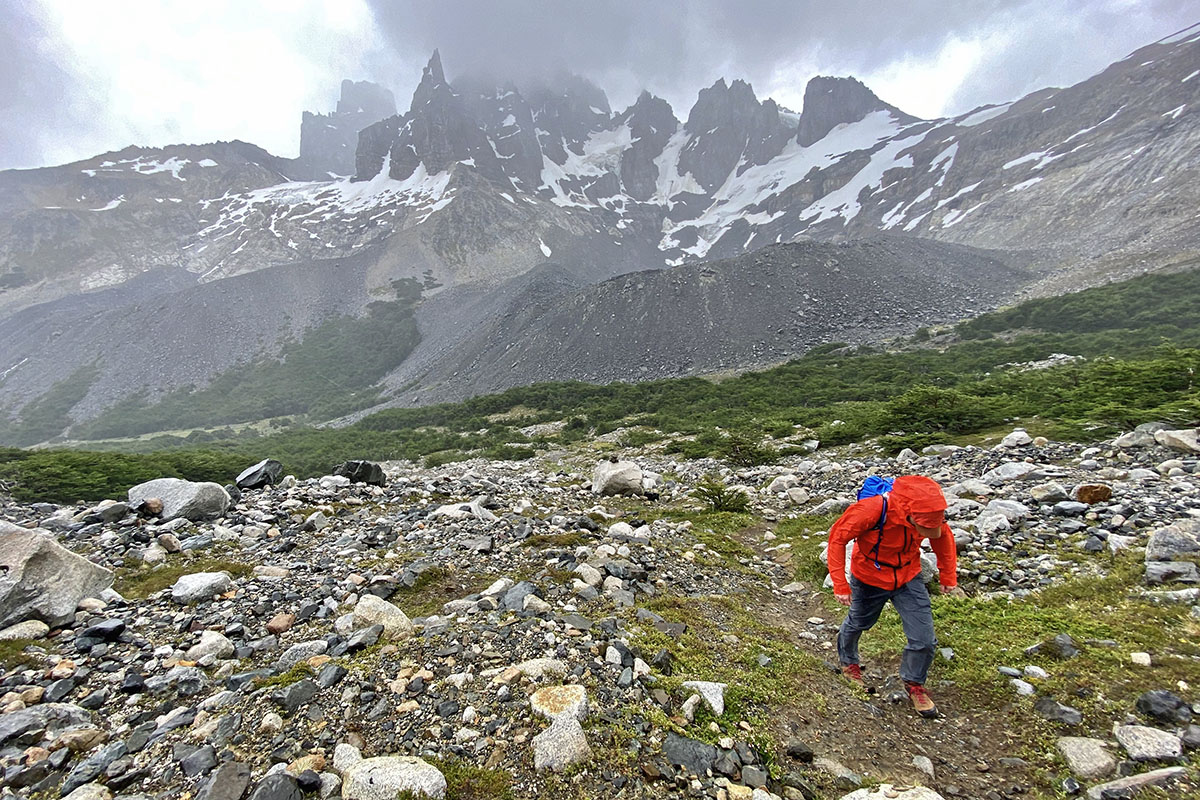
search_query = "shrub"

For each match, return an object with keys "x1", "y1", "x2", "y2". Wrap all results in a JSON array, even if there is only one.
[{"x1": 694, "y1": 481, "x2": 751, "y2": 513}]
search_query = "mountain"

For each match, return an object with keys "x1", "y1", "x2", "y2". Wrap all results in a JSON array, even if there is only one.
[
  {"x1": 1, "y1": 24, "x2": 1199, "y2": 441},
  {"x1": 297, "y1": 79, "x2": 396, "y2": 178}
]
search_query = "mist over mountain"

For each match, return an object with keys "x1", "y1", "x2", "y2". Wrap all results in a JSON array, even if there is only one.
[{"x1": 1, "y1": 23, "x2": 1199, "y2": 443}]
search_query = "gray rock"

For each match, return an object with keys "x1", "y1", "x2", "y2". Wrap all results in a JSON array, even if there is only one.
[
  {"x1": 274, "y1": 640, "x2": 328, "y2": 672},
  {"x1": 1145, "y1": 518, "x2": 1200, "y2": 562},
  {"x1": 681, "y1": 680, "x2": 727, "y2": 716},
  {"x1": 1085, "y1": 766, "x2": 1187, "y2": 799},
  {"x1": 1056, "y1": 737, "x2": 1115, "y2": 780},
  {"x1": 839, "y1": 787, "x2": 943, "y2": 800},
  {"x1": 1114, "y1": 724, "x2": 1183, "y2": 761},
  {"x1": 532, "y1": 715, "x2": 592, "y2": 772},
  {"x1": 981, "y1": 462, "x2": 1037, "y2": 485},
  {"x1": 341, "y1": 756, "x2": 446, "y2": 799},
  {"x1": 61, "y1": 741, "x2": 127, "y2": 796},
  {"x1": 171, "y1": 572, "x2": 234, "y2": 604},
  {"x1": 1034, "y1": 697, "x2": 1082, "y2": 725},
  {"x1": 1145, "y1": 561, "x2": 1200, "y2": 584},
  {"x1": 0, "y1": 522, "x2": 114, "y2": 627},
  {"x1": 592, "y1": 460, "x2": 644, "y2": 496},
  {"x1": 186, "y1": 630, "x2": 235, "y2": 662},
  {"x1": 127, "y1": 478, "x2": 230, "y2": 521},
  {"x1": 0, "y1": 702, "x2": 92, "y2": 746},
  {"x1": 197, "y1": 761, "x2": 252, "y2": 800},
  {"x1": 0, "y1": 619, "x2": 51, "y2": 641},
  {"x1": 1136, "y1": 690, "x2": 1193, "y2": 724},
  {"x1": 271, "y1": 679, "x2": 318, "y2": 716}
]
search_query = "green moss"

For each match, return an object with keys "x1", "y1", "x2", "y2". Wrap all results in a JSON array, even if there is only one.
[
  {"x1": 389, "y1": 568, "x2": 494, "y2": 618},
  {"x1": 0, "y1": 638, "x2": 43, "y2": 670},
  {"x1": 427, "y1": 757, "x2": 513, "y2": 800},
  {"x1": 254, "y1": 661, "x2": 315, "y2": 689},
  {"x1": 114, "y1": 558, "x2": 252, "y2": 600}
]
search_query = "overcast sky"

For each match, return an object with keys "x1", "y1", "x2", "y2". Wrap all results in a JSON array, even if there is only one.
[{"x1": 1, "y1": 0, "x2": 1195, "y2": 170}]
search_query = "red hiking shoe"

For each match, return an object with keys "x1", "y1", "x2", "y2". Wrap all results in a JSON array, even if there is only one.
[
  {"x1": 905, "y1": 681, "x2": 940, "y2": 718},
  {"x1": 841, "y1": 663, "x2": 866, "y2": 688}
]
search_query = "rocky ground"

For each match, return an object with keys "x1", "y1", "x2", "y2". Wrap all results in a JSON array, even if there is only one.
[{"x1": 1, "y1": 425, "x2": 1199, "y2": 800}]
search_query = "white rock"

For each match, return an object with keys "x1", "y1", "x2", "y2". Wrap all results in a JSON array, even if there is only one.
[
  {"x1": 352, "y1": 594, "x2": 414, "y2": 641},
  {"x1": 332, "y1": 743, "x2": 364, "y2": 774},
  {"x1": 170, "y1": 572, "x2": 233, "y2": 604},
  {"x1": 0, "y1": 523, "x2": 115, "y2": 627},
  {"x1": 592, "y1": 460, "x2": 643, "y2": 496},
  {"x1": 185, "y1": 630, "x2": 234, "y2": 662},
  {"x1": 127, "y1": 478, "x2": 230, "y2": 521},
  {"x1": 1056, "y1": 737, "x2": 1115, "y2": 780},
  {"x1": 681, "y1": 680, "x2": 727, "y2": 716},
  {"x1": 1131, "y1": 651, "x2": 1152, "y2": 666},
  {"x1": 61, "y1": 784, "x2": 112, "y2": 800},
  {"x1": 342, "y1": 756, "x2": 446, "y2": 800},
  {"x1": 839, "y1": 786, "x2": 944, "y2": 800},
  {"x1": 1115, "y1": 725, "x2": 1183, "y2": 761},
  {"x1": 1154, "y1": 428, "x2": 1200, "y2": 453},
  {"x1": 533, "y1": 716, "x2": 592, "y2": 772},
  {"x1": 1001, "y1": 428, "x2": 1033, "y2": 447},
  {"x1": 0, "y1": 619, "x2": 51, "y2": 641}
]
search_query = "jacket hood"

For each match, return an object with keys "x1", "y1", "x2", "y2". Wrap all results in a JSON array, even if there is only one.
[{"x1": 889, "y1": 475, "x2": 948, "y2": 515}]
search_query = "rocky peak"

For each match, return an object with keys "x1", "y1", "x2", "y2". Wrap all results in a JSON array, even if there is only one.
[
  {"x1": 796, "y1": 75, "x2": 917, "y2": 147},
  {"x1": 335, "y1": 79, "x2": 396, "y2": 118},
  {"x1": 679, "y1": 78, "x2": 794, "y2": 191},
  {"x1": 457, "y1": 79, "x2": 544, "y2": 191},
  {"x1": 527, "y1": 74, "x2": 612, "y2": 165},
  {"x1": 299, "y1": 80, "x2": 397, "y2": 178},
  {"x1": 355, "y1": 51, "x2": 512, "y2": 189},
  {"x1": 615, "y1": 92, "x2": 678, "y2": 201}
]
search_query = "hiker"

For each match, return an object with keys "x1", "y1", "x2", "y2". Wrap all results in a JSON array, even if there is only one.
[{"x1": 827, "y1": 475, "x2": 966, "y2": 718}]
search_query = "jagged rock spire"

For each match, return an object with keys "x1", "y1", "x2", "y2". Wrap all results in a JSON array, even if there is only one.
[{"x1": 796, "y1": 76, "x2": 918, "y2": 146}]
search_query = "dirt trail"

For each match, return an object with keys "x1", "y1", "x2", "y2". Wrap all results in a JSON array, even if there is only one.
[{"x1": 728, "y1": 523, "x2": 1037, "y2": 798}]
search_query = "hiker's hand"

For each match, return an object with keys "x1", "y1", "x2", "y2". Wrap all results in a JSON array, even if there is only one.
[
  {"x1": 942, "y1": 585, "x2": 967, "y2": 599},
  {"x1": 835, "y1": 593, "x2": 851, "y2": 607}
]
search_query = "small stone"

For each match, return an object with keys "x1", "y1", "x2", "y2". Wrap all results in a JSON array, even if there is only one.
[
  {"x1": 533, "y1": 716, "x2": 592, "y2": 772},
  {"x1": 267, "y1": 613, "x2": 296, "y2": 635},
  {"x1": 1131, "y1": 651, "x2": 1152, "y2": 666}
]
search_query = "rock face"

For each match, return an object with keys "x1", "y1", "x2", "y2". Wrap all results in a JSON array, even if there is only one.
[
  {"x1": 796, "y1": 75, "x2": 916, "y2": 147},
  {"x1": 0, "y1": 522, "x2": 114, "y2": 627},
  {"x1": 299, "y1": 80, "x2": 397, "y2": 178},
  {"x1": 127, "y1": 479, "x2": 230, "y2": 521}
]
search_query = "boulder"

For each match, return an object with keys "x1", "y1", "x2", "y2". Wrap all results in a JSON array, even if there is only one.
[
  {"x1": 1146, "y1": 519, "x2": 1200, "y2": 562},
  {"x1": 592, "y1": 459, "x2": 644, "y2": 496},
  {"x1": 1114, "y1": 422, "x2": 1166, "y2": 448},
  {"x1": 532, "y1": 716, "x2": 592, "y2": 772},
  {"x1": 0, "y1": 522, "x2": 114, "y2": 627},
  {"x1": 333, "y1": 460, "x2": 386, "y2": 486},
  {"x1": 127, "y1": 478, "x2": 230, "y2": 521},
  {"x1": 1154, "y1": 428, "x2": 1200, "y2": 453},
  {"x1": 839, "y1": 787, "x2": 944, "y2": 800},
  {"x1": 0, "y1": 702, "x2": 93, "y2": 746},
  {"x1": 1056, "y1": 737, "x2": 1115, "y2": 780},
  {"x1": 171, "y1": 572, "x2": 234, "y2": 604},
  {"x1": 351, "y1": 595, "x2": 414, "y2": 641},
  {"x1": 1001, "y1": 428, "x2": 1033, "y2": 447},
  {"x1": 341, "y1": 755, "x2": 446, "y2": 799},
  {"x1": 235, "y1": 459, "x2": 283, "y2": 490},
  {"x1": 980, "y1": 462, "x2": 1037, "y2": 485}
]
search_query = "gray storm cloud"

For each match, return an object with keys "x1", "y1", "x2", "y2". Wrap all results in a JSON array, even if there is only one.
[{"x1": 0, "y1": 0, "x2": 1195, "y2": 170}]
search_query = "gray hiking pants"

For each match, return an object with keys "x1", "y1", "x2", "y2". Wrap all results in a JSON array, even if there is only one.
[{"x1": 837, "y1": 574, "x2": 937, "y2": 685}]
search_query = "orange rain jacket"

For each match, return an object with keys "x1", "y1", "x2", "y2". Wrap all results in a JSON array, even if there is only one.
[{"x1": 827, "y1": 475, "x2": 958, "y2": 594}]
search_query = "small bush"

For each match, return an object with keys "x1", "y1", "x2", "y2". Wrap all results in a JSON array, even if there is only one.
[{"x1": 694, "y1": 482, "x2": 751, "y2": 513}]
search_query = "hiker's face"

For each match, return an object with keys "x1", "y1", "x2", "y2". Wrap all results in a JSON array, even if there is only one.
[{"x1": 907, "y1": 515, "x2": 942, "y2": 538}]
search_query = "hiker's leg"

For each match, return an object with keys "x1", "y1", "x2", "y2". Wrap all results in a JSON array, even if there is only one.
[
  {"x1": 892, "y1": 576, "x2": 937, "y2": 684},
  {"x1": 837, "y1": 576, "x2": 889, "y2": 666}
]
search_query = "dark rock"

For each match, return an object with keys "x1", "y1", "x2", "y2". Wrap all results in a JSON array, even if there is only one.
[
  {"x1": 82, "y1": 618, "x2": 126, "y2": 640},
  {"x1": 662, "y1": 732, "x2": 717, "y2": 776},
  {"x1": 1034, "y1": 697, "x2": 1083, "y2": 725},
  {"x1": 180, "y1": 744, "x2": 218, "y2": 777},
  {"x1": 785, "y1": 738, "x2": 814, "y2": 762},
  {"x1": 742, "y1": 764, "x2": 769, "y2": 788},
  {"x1": 333, "y1": 460, "x2": 386, "y2": 486},
  {"x1": 43, "y1": 678, "x2": 76, "y2": 703},
  {"x1": 796, "y1": 75, "x2": 916, "y2": 147},
  {"x1": 271, "y1": 679, "x2": 319, "y2": 716},
  {"x1": 329, "y1": 624, "x2": 382, "y2": 656},
  {"x1": 60, "y1": 740, "x2": 127, "y2": 796},
  {"x1": 1136, "y1": 690, "x2": 1192, "y2": 724},
  {"x1": 236, "y1": 459, "x2": 284, "y2": 490},
  {"x1": 316, "y1": 663, "x2": 348, "y2": 689},
  {"x1": 295, "y1": 769, "x2": 321, "y2": 793},
  {"x1": 714, "y1": 750, "x2": 740, "y2": 777},
  {"x1": 247, "y1": 773, "x2": 302, "y2": 800},
  {"x1": 120, "y1": 672, "x2": 147, "y2": 694}
]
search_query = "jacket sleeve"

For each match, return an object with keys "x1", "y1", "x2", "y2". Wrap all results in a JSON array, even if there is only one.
[
  {"x1": 827, "y1": 496, "x2": 883, "y2": 595},
  {"x1": 929, "y1": 523, "x2": 959, "y2": 588}
]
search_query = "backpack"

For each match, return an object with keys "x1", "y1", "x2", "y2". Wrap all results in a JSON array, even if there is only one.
[{"x1": 856, "y1": 476, "x2": 897, "y2": 572}]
